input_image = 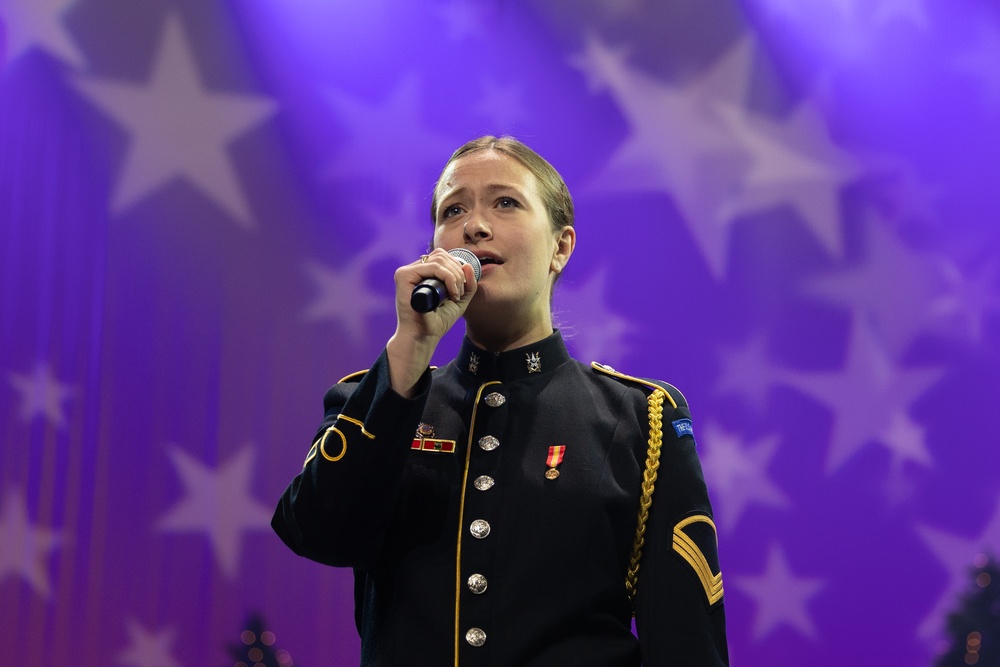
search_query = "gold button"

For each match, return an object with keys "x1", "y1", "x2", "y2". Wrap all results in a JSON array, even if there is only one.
[
  {"x1": 484, "y1": 392, "x2": 506, "y2": 407},
  {"x1": 474, "y1": 475, "x2": 494, "y2": 491},
  {"x1": 478, "y1": 435, "x2": 499, "y2": 451},
  {"x1": 470, "y1": 519, "x2": 491, "y2": 539},
  {"x1": 465, "y1": 627, "x2": 486, "y2": 647},
  {"x1": 467, "y1": 573, "x2": 488, "y2": 594}
]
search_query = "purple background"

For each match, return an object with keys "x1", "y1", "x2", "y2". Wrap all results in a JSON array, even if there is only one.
[{"x1": 3, "y1": 0, "x2": 1000, "y2": 665}]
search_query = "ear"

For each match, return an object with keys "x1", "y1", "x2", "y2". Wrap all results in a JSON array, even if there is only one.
[{"x1": 550, "y1": 226, "x2": 576, "y2": 274}]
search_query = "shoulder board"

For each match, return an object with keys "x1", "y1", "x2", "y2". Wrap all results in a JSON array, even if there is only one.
[
  {"x1": 337, "y1": 369, "x2": 369, "y2": 384},
  {"x1": 590, "y1": 362, "x2": 688, "y2": 409}
]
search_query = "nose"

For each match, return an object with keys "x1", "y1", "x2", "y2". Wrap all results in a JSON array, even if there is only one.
[{"x1": 463, "y1": 215, "x2": 492, "y2": 242}]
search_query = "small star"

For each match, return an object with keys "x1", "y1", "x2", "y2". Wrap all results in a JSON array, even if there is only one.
[
  {"x1": 0, "y1": 0, "x2": 86, "y2": 68},
  {"x1": 157, "y1": 445, "x2": 273, "y2": 579},
  {"x1": 699, "y1": 423, "x2": 789, "y2": 532},
  {"x1": 117, "y1": 620, "x2": 183, "y2": 667},
  {"x1": 72, "y1": 15, "x2": 275, "y2": 227},
  {"x1": 779, "y1": 313, "x2": 944, "y2": 473},
  {"x1": 555, "y1": 267, "x2": 632, "y2": 368},
  {"x1": 0, "y1": 489, "x2": 62, "y2": 599},
  {"x1": 929, "y1": 259, "x2": 1000, "y2": 344},
  {"x1": 361, "y1": 195, "x2": 433, "y2": 265},
  {"x1": 302, "y1": 257, "x2": 395, "y2": 345},
  {"x1": 733, "y1": 544, "x2": 825, "y2": 640},
  {"x1": 805, "y1": 211, "x2": 951, "y2": 357},
  {"x1": 8, "y1": 361, "x2": 74, "y2": 428},
  {"x1": 713, "y1": 333, "x2": 783, "y2": 414}
]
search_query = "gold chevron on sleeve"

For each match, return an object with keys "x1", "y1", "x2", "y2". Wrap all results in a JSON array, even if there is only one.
[{"x1": 672, "y1": 515, "x2": 724, "y2": 605}]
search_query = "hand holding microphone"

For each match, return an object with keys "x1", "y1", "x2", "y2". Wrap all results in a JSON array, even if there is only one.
[{"x1": 410, "y1": 248, "x2": 482, "y2": 313}]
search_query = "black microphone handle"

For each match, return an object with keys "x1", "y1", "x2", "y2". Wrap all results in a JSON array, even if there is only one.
[{"x1": 410, "y1": 279, "x2": 448, "y2": 313}]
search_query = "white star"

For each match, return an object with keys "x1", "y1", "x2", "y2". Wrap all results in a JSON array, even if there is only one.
[
  {"x1": 0, "y1": 0, "x2": 85, "y2": 67},
  {"x1": 779, "y1": 313, "x2": 943, "y2": 473},
  {"x1": 953, "y1": 24, "x2": 1000, "y2": 110},
  {"x1": 157, "y1": 445, "x2": 272, "y2": 580},
  {"x1": 714, "y1": 333, "x2": 783, "y2": 414},
  {"x1": 322, "y1": 76, "x2": 456, "y2": 193},
  {"x1": 72, "y1": 15, "x2": 275, "y2": 227},
  {"x1": 302, "y1": 258, "x2": 395, "y2": 345},
  {"x1": 929, "y1": 260, "x2": 1000, "y2": 344},
  {"x1": 572, "y1": 35, "x2": 757, "y2": 279},
  {"x1": 733, "y1": 543, "x2": 825, "y2": 640},
  {"x1": 554, "y1": 267, "x2": 632, "y2": 367},
  {"x1": 805, "y1": 211, "x2": 951, "y2": 357},
  {"x1": 361, "y1": 195, "x2": 434, "y2": 265},
  {"x1": 0, "y1": 489, "x2": 61, "y2": 599},
  {"x1": 916, "y1": 494, "x2": 1000, "y2": 638},
  {"x1": 117, "y1": 620, "x2": 183, "y2": 667},
  {"x1": 699, "y1": 423, "x2": 789, "y2": 532},
  {"x1": 8, "y1": 361, "x2": 74, "y2": 428},
  {"x1": 716, "y1": 100, "x2": 859, "y2": 262}
]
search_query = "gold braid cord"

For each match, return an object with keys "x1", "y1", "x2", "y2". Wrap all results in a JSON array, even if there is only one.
[{"x1": 626, "y1": 388, "x2": 665, "y2": 611}]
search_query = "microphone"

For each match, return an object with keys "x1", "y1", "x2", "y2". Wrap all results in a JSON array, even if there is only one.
[{"x1": 410, "y1": 248, "x2": 482, "y2": 313}]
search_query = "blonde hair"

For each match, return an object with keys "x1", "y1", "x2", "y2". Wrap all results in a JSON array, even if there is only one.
[{"x1": 430, "y1": 136, "x2": 574, "y2": 233}]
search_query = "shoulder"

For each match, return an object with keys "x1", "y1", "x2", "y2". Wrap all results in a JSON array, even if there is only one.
[
  {"x1": 336, "y1": 369, "x2": 369, "y2": 384},
  {"x1": 589, "y1": 361, "x2": 689, "y2": 409}
]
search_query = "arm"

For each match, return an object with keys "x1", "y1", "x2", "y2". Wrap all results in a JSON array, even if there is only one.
[
  {"x1": 271, "y1": 349, "x2": 431, "y2": 569},
  {"x1": 634, "y1": 395, "x2": 729, "y2": 666}
]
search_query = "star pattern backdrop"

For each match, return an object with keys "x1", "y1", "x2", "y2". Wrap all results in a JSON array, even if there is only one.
[{"x1": 2, "y1": 0, "x2": 999, "y2": 665}]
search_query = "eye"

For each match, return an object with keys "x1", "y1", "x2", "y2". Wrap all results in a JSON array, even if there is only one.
[
  {"x1": 440, "y1": 204, "x2": 464, "y2": 220},
  {"x1": 496, "y1": 196, "x2": 520, "y2": 209}
]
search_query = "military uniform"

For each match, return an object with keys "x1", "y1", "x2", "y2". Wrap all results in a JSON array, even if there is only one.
[{"x1": 273, "y1": 331, "x2": 728, "y2": 666}]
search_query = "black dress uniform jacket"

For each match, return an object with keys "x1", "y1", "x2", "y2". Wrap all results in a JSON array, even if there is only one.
[{"x1": 273, "y1": 331, "x2": 728, "y2": 666}]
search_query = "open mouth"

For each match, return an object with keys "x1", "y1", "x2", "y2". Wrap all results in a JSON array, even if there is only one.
[{"x1": 477, "y1": 256, "x2": 501, "y2": 267}]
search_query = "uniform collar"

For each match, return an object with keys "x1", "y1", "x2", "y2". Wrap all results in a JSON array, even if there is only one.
[{"x1": 456, "y1": 330, "x2": 571, "y2": 382}]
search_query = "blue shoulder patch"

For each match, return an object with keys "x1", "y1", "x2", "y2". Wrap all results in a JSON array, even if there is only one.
[{"x1": 672, "y1": 418, "x2": 694, "y2": 438}]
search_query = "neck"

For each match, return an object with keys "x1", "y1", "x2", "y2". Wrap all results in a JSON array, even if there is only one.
[{"x1": 464, "y1": 313, "x2": 554, "y2": 353}]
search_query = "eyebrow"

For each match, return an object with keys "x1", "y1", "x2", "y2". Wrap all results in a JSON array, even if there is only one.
[{"x1": 440, "y1": 183, "x2": 525, "y2": 202}]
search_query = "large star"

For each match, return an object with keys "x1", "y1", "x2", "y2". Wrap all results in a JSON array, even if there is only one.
[
  {"x1": 779, "y1": 313, "x2": 944, "y2": 473},
  {"x1": 698, "y1": 423, "x2": 789, "y2": 532},
  {"x1": 7, "y1": 361, "x2": 74, "y2": 428},
  {"x1": 733, "y1": 543, "x2": 826, "y2": 640},
  {"x1": 0, "y1": 0, "x2": 86, "y2": 68},
  {"x1": 72, "y1": 16, "x2": 275, "y2": 228},
  {"x1": 713, "y1": 333, "x2": 784, "y2": 414},
  {"x1": 554, "y1": 267, "x2": 632, "y2": 367},
  {"x1": 805, "y1": 212, "x2": 951, "y2": 357},
  {"x1": 302, "y1": 257, "x2": 395, "y2": 345},
  {"x1": 715, "y1": 100, "x2": 859, "y2": 262},
  {"x1": 322, "y1": 76, "x2": 456, "y2": 193},
  {"x1": 0, "y1": 489, "x2": 62, "y2": 599},
  {"x1": 916, "y1": 493, "x2": 1000, "y2": 638},
  {"x1": 117, "y1": 620, "x2": 183, "y2": 667},
  {"x1": 157, "y1": 445, "x2": 272, "y2": 580},
  {"x1": 571, "y1": 34, "x2": 756, "y2": 279}
]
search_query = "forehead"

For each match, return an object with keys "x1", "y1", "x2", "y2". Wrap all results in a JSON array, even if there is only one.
[{"x1": 437, "y1": 150, "x2": 539, "y2": 198}]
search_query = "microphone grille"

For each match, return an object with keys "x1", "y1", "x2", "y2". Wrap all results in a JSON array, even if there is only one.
[{"x1": 448, "y1": 248, "x2": 482, "y2": 281}]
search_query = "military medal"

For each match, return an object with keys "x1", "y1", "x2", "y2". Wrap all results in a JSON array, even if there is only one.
[
  {"x1": 526, "y1": 351, "x2": 542, "y2": 373},
  {"x1": 411, "y1": 423, "x2": 456, "y2": 453},
  {"x1": 545, "y1": 445, "x2": 565, "y2": 479}
]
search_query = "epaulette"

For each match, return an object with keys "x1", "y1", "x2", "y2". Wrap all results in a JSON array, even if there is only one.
[
  {"x1": 590, "y1": 362, "x2": 688, "y2": 409},
  {"x1": 337, "y1": 369, "x2": 369, "y2": 384}
]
